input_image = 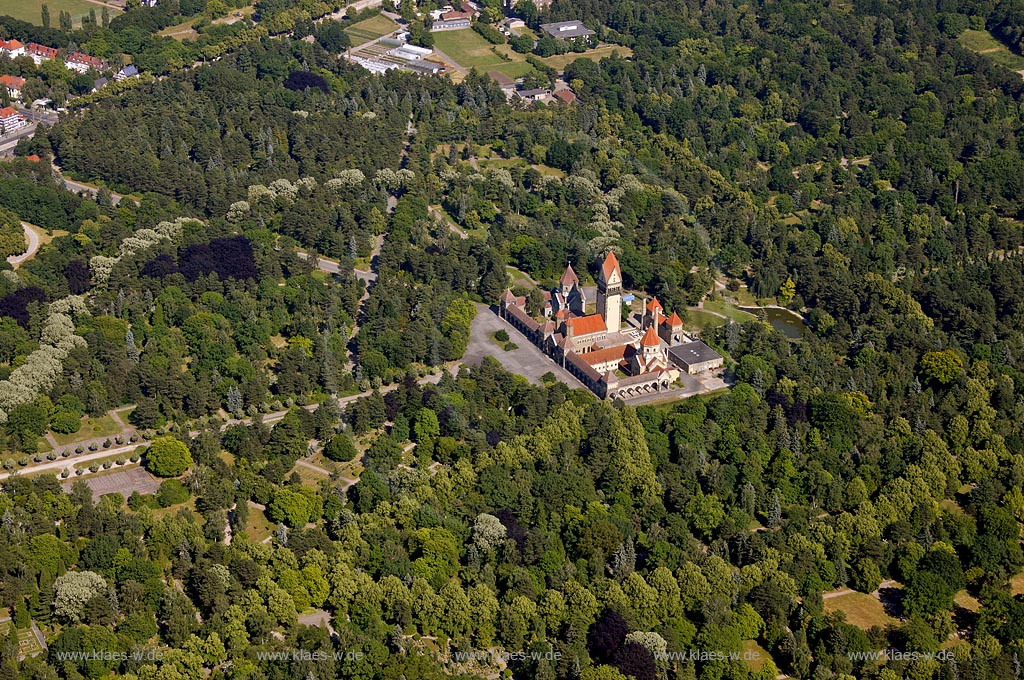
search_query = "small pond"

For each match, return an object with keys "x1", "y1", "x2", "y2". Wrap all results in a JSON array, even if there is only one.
[{"x1": 738, "y1": 306, "x2": 807, "y2": 340}]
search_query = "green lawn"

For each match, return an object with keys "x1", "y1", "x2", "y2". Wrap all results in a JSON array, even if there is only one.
[
  {"x1": 686, "y1": 309, "x2": 727, "y2": 330},
  {"x1": 432, "y1": 28, "x2": 538, "y2": 78},
  {"x1": 703, "y1": 299, "x2": 757, "y2": 323},
  {"x1": 245, "y1": 503, "x2": 275, "y2": 542},
  {"x1": 50, "y1": 414, "x2": 122, "y2": 447},
  {"x1": 0, "y1": 0, "x2": 119, "y2": 27},
  {"x1": 959, "y1": 29, "x2": 1024, "y2": 71},
  {"x1": 344, "y1": 14, "x2": 397, "y2": 45}
]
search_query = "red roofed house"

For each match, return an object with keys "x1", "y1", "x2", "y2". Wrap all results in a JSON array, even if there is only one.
[
  {"x1": 553, "y1": 88, "x2": 577, "y2": 104},
  {"x1": 0, "y1": 75, "x2": 26, "y2": 100},
  {"x1": 564, "y1": 313, "x2": 607, "y2": 352},
  {"x1": 26, "y1": 43, "x2": 58, "y2": 64},
  {"x1": 0, "y1": 39, "x2": 25, "y2": 58},
  {"x1": 0, "y1": 106, "x2": 27, "y2": 133},
  {"x1": 65, "y1": 52, "x2": 109, "y2": 74}
]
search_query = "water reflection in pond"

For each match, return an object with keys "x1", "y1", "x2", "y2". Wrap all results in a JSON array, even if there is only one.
[{"x1": 738, "y1": 307, "x2": 807, "y2": 339}]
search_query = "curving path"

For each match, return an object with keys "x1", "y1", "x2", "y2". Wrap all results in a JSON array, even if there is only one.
[{"x1": 6, "y1": 223, "x2": 40, "y2": 268}]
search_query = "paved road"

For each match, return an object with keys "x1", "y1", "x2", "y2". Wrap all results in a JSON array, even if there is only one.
[
  {"x1": 431, "y1": 46, "x2": 468, "y2": 75},
  {"x1": 428, "y1": 205, "x2": 468, "y2": 239},
  {"x1": 6, "y1": 223, "x2": 40, "y2": 267},
  {"x1": 0, "y1": 124, "x2": 37, "y2": 156}
]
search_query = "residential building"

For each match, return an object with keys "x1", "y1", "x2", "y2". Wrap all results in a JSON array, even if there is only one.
[
  {"x1": 0, "y1": 39, "x2": 25, "y2": 58},
  {"x1": 26, "y1": 43, "x2": 58, "y2": 65},
  {"x1": 93, "y1": 77, "x2": 109, "y2": 91},
  {"x1": 0, "y1": 75, "x2": 26, "y2": 100},
  {"x1": 65, "y1": 52, "x2": 109, "y2": 74},
  {"x1": 539, "y1": 21, "x2": 595, "y2": 40},
  {"x1": 114, "y1": 65, "x2": 139, "y2": 81},
  {"x1": 0, "y1": 106, "x2": 27, "y2": 133}
]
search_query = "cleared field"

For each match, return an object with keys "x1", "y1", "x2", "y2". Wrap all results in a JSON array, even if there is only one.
[
  {"x1": 344, "y1": 14, "x2": 397, "y2": 44},
  {"x1": 0, "y1": 0, "x2": 118, "y2": 27},
  {"x1": 823, "y1": 591, "x2": 899, "y2": 630},
  {"x1": 158, "y1": 3, "x2": 253, "y2": 40},
  {"x1": 537, "y1": 44, "x2": 633, "y2": 70},
  {"x1": 432, "y1": 28, "x2": 538, "y2": 78},
  {"x1": 1011, "y1": 572, "x2": 1024, "y2": 596},
  {"x1": 959, "y1": 29, "x2": 1024, "y2": 72},
  {"x1": 50, "y1": 414, "x2": 122, "y2": 447}
]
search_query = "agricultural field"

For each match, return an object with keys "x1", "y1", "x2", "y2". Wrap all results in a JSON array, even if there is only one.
[
  {"x1": 344, "y1": 14, "x2": 398, "y2": 45},
  {"x1": 959, "y1": 29, "x2": 1024, "y2": 72},
  {"x1": 0, "y1": 0, "x2": 117, "y2": 27}
]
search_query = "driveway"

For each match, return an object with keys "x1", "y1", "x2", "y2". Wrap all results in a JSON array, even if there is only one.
[
  {"x1": 6, "y1": 223, "x2": 40, "y2": 268},
  {"x1": 464, "y1": 304, "x2": 587, "y2": 389}
]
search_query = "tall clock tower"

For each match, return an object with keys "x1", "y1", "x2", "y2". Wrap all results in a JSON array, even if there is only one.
[{"x1": 596, "y1": 251, "x2": 622, "y2": 334}]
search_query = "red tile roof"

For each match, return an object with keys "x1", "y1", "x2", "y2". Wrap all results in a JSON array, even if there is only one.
[
  {"x1": 581, "y1": 344, "x2": 628, "y2": 366},
  {"x1": 664, "y1": 312, "x2": 683, "y2": 326},
  {"x1": 67, "y1": 52, "x2": 108, "y2": 70},
  {"x1": 0, "y1": 39, "x2": 24, "y2": 51},
  {"x1": 0, "y1": 106, "x2": 20, "y2": 119},
  {"x1": 565, "y1": 313, "x2": 606, "y2": 337},
  {"x1": 0, "y1": 75, "x2": 25, "y2": 89},
  {"x1": 559, "y1": 263, "x2": 579, "y2": 286},
  {"x1": 640, "y1": 326, "x2": 660, "y2": 346},
  {"x1": 27, "y1": 43, "x2": 58, "y2": 59},
  {"x1": 601, "y1": 251, "x2": 620, "y2": 280},
  {"x1": 553, "y1": 88, "x2": 576, "y2": 103},
  {"x1": 26, "y1": 154, "x2": 40, "y2": 162},
  {"x1": 646, "y1": 297, "x2": 662, "y2": 312}
]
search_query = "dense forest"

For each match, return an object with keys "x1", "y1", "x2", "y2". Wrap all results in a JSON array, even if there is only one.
[{"x1": 1, "y1": 0, "x2": 1024, "y2": 678}]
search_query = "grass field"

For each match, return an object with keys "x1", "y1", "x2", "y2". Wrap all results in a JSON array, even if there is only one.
[
  {"x1": 432, "y1": 29, "x2": 538, "y2": 78},
  {"x1": 245, "y1": 503, "x2": 275, "y2": 542},
  {"x1": 686, "y1": 309, "x2": 728, "y2": 330},
  {"x1": 1011, "y1": 572, "x2": 1024, "y2": 596},
  {"x1": 0, "y1": 619, "x2": 44, "y2": 658},
  {"x1": 50, "y1": 414, "x2": 122, "y2": 447},
  {"x1": 344, "y1": 14, "x2": 397, "y2": 45},
  {"x1": 823, "y1": 591, "x2": 899, "y2": 630},
  {"x1": 0, "y1": 0, "x2": 119, "y2": 27},
  {"x1": 741, "y1": 640, "x2": 771, "y2": 671},
  {"x1": 959, "y1": 29, "x2": 1024, "y2": 72},
  {"x1": 158, "y1": 4, "x2": 253, "y2": 40},
  {"x1": 537, "y1": 44, "x2": 633, "y2": 70},
  {"x1": 703, "y1": 299, "x2": 757, "y2": 323}
]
